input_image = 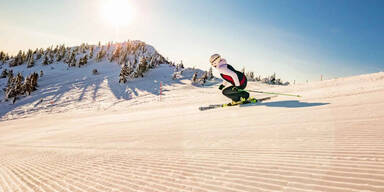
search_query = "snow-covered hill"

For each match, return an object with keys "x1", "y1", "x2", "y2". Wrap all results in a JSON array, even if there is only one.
[
  {"x1": 0, "y1": 41, "x2": 213, "y2": 120},
  {"x1": 0, "y1": 43, "x2": 384, "y2": 191}
]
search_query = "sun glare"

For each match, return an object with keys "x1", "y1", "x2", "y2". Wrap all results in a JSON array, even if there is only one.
[{"x1": 100, "y1": 0, "x2": 135, "y2": 26}]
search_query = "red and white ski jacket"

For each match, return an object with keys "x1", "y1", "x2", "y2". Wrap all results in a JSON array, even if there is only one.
[{"x1": 215, "y1": 59, "x2": 246, "y2": 87}]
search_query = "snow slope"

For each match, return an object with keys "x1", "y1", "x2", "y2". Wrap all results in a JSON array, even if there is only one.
[
  {"x1": 0, "y1": 57, "x2": 384, "y2": 191},
  {"x1": 0, "y1": 41, "x2": 211, "y2": 121},
  {"x1": 0, "y1": 62, "x2": 209, "y2": 121}
]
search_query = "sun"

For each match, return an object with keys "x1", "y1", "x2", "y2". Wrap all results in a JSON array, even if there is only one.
[{"x1": 100, "y1": 0, "x2": 135, "y2": 26}]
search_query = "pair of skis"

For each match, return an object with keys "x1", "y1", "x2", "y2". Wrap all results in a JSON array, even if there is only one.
[{"x1": 198, "y1": 96, "x2": 274, "y2": 111}]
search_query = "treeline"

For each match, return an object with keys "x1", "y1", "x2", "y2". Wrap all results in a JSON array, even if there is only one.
[
  {"x1": 191, "y1": 67, "x2": 214, "y2": 85},
  {"x1": 190, "y1": 67, "x2": 290, "y2": 86},
  {"x1": 242, "y1": 68, "x2": 290, "y2": 86},
  {"x1": 0, "y1": 40, "x2": 168, "y2": 70}
]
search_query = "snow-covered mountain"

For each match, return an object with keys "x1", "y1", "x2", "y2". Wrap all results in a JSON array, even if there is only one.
[{"x1": 0, "y1": 41, "x2": 214, "y2": 120}]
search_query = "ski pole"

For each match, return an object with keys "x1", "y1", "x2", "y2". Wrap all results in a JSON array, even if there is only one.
[{"x1": 239, "y1": 89, "x2": 301, "y2": 97}]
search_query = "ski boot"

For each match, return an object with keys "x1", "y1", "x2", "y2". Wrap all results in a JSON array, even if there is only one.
[
  {"x1": 228, "y1": 97, "x2": 247, "y2": 106},
  {"x1": 247, "y1": 97, "x2": 258, "y2": 103}
]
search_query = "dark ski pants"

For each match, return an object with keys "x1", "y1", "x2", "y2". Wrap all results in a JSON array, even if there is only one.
[{"x1": 222, "y1": 81, "x2": 249, "y2": 102}]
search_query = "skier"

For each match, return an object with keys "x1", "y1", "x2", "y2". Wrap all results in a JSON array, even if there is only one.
[{"x1": 209, "y1": 54, "x2": 249, "y2": 104}]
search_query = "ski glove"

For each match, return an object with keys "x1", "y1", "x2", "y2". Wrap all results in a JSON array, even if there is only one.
[
  {"x1": 231, "y1": 87, "x2": 239, "y2": 92},
  {"x1": 218, "y1": 84, "x2": 225, "y2": 90}
]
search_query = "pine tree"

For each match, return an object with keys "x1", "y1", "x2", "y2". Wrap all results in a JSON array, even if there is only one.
[
  {"x1": 276, "y1": 78, "x2": 282, "y2": 85},
  {"x1": 9, "y1": 51, "x2": 23, "y2": 67},
  {"x1": 21, "y1": 51, "x2": 26, "y2": 64},
  {"x1": 0, "y1": 51, "x2": 5, "y2": 62},
  {"x1": 270, "y1": 73, "x2": 276, "y2": 84},
  {"x1": 89, "y1": 46, "x2": 94, "y2": 58},
  {"x1": 110, "y1": 45, "x2": 121, "y2": 62},
  {"x1": 7, "y1": 70, "x2": 14, "y2": 85},
  {"x1": 65, "y1": 51, "x2": 74, "y2": 66},
  {"x1": 199, "y1": 71, "x2": 208, "y2": 85},
  {"x1": 48, "y1": 55, "x2": 54, "y2": 64},
  {"x1": 191, "y1": 72, "x2": 197, "y2": 83},
  {"x1": 0, "y1": 69, "x2": 8, "y2": 78},
  {"x1": 42, "y1": 54, "x2": 49, "y2": 65},
  {"x1": 82, "y1": 44, "x2": 86, "y2": 53},
  {"x1": 71, "y1": 57, "x2": 77, "y2": 67},
  {"x1": 137, "y1": 57, "x2": 147, "y2": 77},
  {"x1": 208, "y1": 67, "x2": 213, "y2": 79},
  {"x1": 78, "y1": 55, "x2": 88, "y2": 67},
  {"x1": 35, "y1": 50, "x2": 42, "y2": 60},
  {"x1": 27, "y1": 56, "x2": 35, "y2": 68},
  {"x1": 0, "y1": 53, "x2": 4, "y2": 64},
  {"x1": 119, "y1": 65, "x2": 131, "y2": 83},
  {"x1": 56, "y1": 49, "x2": 64, "y2": 62}
]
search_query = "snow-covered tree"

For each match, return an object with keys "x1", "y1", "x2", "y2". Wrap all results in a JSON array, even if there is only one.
[
  {"x1": 269, "y1": 73, "x2": 276, "y2": 84},
  {"x1": 207, "y1": 67, "x2": 213, "y2": 79},
  {"x1": 0, "y1": 51, "x2": 5, "y2": 62},
  {"x1": 191, "y1": 72, "x2": 198, "y2": 83},
  {"x1": 107, "y1": 42, "x2": 111, "y2": 50},
  {"x1": 26, "y1": 49, "x2": 33, "y2": 62},
  {"x1": 246, "y1": 71, "x2": 254, "y2": 81},
  {"x1": 137, "y1": 57, "x2": 147, "y2": 77},
  {"x1": 3, "y1": 72, "x2": 38, "y2": 104},
  {"x1": 96, "y1": 47, "x2": 106, "y2": 62},
  {"x1": 0, "y1": 69, "x2": 8, "y2": 78},
  {"x1": 199, "y1": 71, "x2": 208, "y2": 85},
  {"x1": 56, "y1": 47, "x2": 66, "y2": 62},
  {"x1": 110, "y1": 45, "x2": 121, "y2": 62},
  {"x1": 27, "y1": 56, "x2": 35, "y2": 68},
  {"x1": 9, "y1": 50, "x2": 24, "y2": 67},
  {"x1": 89, "y1": 46, "x2": 94, "y2": 59},
  {"x1": 35, "y1": 49, "x2": 42, "y2": 60},
  {"x1": 119, "y1": 65, "x2": 133, "y2": 83},
  {"x1": 6, "y1": 70, "x2": 13, "y2": 85},
  {"x1": 42, "y1": 54, "x2": 49, "y2": 65},
  {"x1": 49, "y1": 55, "x2": 54, "y2": 64},
  {"x1": 71, "y1": 57, "x2": 77, "y2": 67},
  {"x1": 78, "y1": 55, "x2": 88, "y2": 67}
]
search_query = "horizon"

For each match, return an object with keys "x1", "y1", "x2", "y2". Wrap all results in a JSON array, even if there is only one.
[{"x1": 1, "y1": 0, "x2": 383, "y2": 82}]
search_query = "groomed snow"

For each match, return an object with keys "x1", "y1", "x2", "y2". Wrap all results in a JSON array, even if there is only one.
[{"x1": 0, "y1": 56, "x2": 384, "y2": 191}]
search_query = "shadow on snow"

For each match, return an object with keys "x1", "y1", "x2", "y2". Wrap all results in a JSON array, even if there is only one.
[{"x1": 240, "y1": 100, "x2": 330, "y2": 108}]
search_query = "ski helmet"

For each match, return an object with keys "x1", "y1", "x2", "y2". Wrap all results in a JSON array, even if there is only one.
[{"x1": 209, "y1": 54, "x2": 221, "y2": 67}]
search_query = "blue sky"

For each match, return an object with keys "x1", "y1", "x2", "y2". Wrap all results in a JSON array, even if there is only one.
[{"x1": 0, "y1": 0, "x2": 383, "y2": 82}]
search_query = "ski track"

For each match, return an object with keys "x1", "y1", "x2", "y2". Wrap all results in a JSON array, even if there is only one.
[
  {"x1": 1, "y1": 145, "x2": 384, "y2": 192},
  {"x1": 1, "y1": 68, "x2": 384, "y2": 191}
]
